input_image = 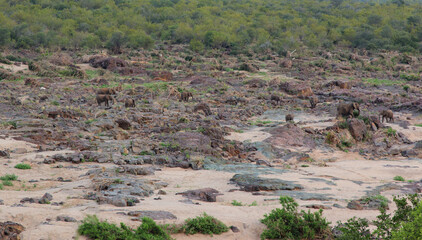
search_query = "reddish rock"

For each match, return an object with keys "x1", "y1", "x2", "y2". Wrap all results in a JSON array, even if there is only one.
[
  {"x1": 0, "y1": 221, "x2": 25, "y2": 240},
  {"x1": 348, "y1": 118, "x2": 367, "y2": 141}
]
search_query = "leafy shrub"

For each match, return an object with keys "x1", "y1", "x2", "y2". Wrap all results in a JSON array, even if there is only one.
[
  {"x1": 260, "y1": 196, "x2": 331, "y2": 240},
  {"x1": 183, "y1": 213, "x2": 229, "y2": 236},
  {"x1": 400, "y1": 74, "x2": 420, "y2": 81},
  {"x1": 2, "y1": 121, "x2": 17, "y2": 129},
  {"x1": 393, "y1": 176, "x2": 405, "y2": 181},
  {"x1": 336, "y1": 194, "x2": 421, "y2": 240},
  {"x1": 189, "y1": 39, "x2": 204, "y2": 52},
  {"x1": 385, "y1": 127, "x2": 396, "y2": 137},
  {"x1": 358, "y1": 116, "x2": 370, "y2": 124},
  {"x1": 325, "y1": 131, "x2": 337, "y2": 144},
  {"x1": 391, "y1": 201, "x2": 422, "y2": 239},
  {"x1": 335, "y1": 217, "x2": 371, "y2": 240},
  {"x1": 78, "y1": 215, "x2": 172, "y2": 240},
  {"x1": 2, "y1": 180, "x2": 13, "y2": 186},
  {"x1": 5, "y1": 55, "x2": 28, "y2": 63},
  {"x1": 340, "y1": 140, "x2": 352, "y2": 148},
  {"x1": 362, "y1": 195, "x2": 389, "y2": 209},
  {"x1": 231, "y1": 200, "x2": 243, "y2": 206},
  {"x1": 14, "y1": 163, "x2": 31, "y2": 169},
  {"x1": 0, "y1": 174, "x2": 18, "y2": 181},
  {"x1": 338, "y1": 121, "x2": 348, "y2": 129},
  {"x1": 353, "y1": 109, "x2": 360, "y2": 117}
]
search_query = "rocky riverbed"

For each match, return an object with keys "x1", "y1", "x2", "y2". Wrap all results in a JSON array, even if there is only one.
[{"x1": 0, "y1": 48, "x2": 422, "y2": 239}]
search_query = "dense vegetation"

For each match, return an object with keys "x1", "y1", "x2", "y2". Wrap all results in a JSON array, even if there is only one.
[
  {"x1": 78, "y1": 213, "x2": 229, "y2": 239},
  {"x1": 260, "y1": 196, "x2": 332, "y2": 240},
  {"x1": 0, "y1": 0, "x2": 422, "y2": 53},
  {"x1": 336, "y1": 194, "x2": 422, "y2": 240},
  {"x1": 260, "y1": 194, "x2": 422, "y2": 240},
  {"x1": 183, "y1": 213, "x2": 229, "y2": 235},
  {"x1": 78, "y1": 215, "x2": 172, "y2": 240}
]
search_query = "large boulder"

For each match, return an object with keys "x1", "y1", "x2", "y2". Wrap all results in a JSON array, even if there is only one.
[
  {"x1": 230, "y1": 174, "x2": 303, "y2": 191},
  {"x1": 279, "y1": 82, "x2": 313, "y2": 98},
  {"x1": 176, "y1": 188, "x2": 222, "y2": 202},
  {"x1": 89, "y1": 57, "x2": 127, "y2": 70},
  {"x1": 0, "y1": 222, "x2": 25, "y2": 240},
  {"x1": 131, "y1": 139, "x2": 152, "y2": 154},
  {"x1": 115, "y1": 119, "x2": 131, "y2": 130},
  {"x1": 172, "y1": 132, "x2": 212, "y2": 153},
  {"x1": 266, "y1": 123, "x2": 316, "y2": 148},
  {"x1": 348, "y1": 118, "x2": 367, "y2": 141},
  {"x1": 238, "y1": 62, "x2": 259, "y2": 72}
]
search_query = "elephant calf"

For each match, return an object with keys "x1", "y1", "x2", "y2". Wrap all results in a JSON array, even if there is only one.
[
  {"x1": 379, "y1": 109, "x2": 394, "y2": 123},
  {"x1": 96, "y1": 94, "x2": 114, "y2": 107}
]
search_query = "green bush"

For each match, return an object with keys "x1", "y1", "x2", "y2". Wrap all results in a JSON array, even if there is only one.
[
  {"x1": 189, "y1": 39, "x2": 204, "y2": 52},
  {"x1": 0, "y1": 174, "x2": 18, "y2": 181},
  {"x1": 336, "y1": 194, "x2": 421, "y2": 240},
  {"x1": 231, "y1": 200, "x2": 243, "y2": 206},
  {"x1": 2, "y1": 180, "x2": 13, "y2": 186},
  {"x1": 400, "y1": 74, "x2": 420, "y2": 81},
  {"x1": 14, "y1": 163, "x2": 31, "y2": 169},
  {"x1": 260, "y1": 196, "x2": 331, "y2": 240},
  {"x1": 336, "y1": 217, "x2": 371, "y2": 240},
  {"x1": 353, "y1": 109, "x2": 360, "y2": 117},
  {"x1": 78, "y1": 215, "x2": 172, "y2": 240},
  {"x1": 2, "y1": 121, "x2": 17, "y2": 129},
  {"x1": 362, "y1": 195, "x2": 389, "y2": 209},
  {"x1": 392, "y1": 202, "x2": 422, "y2": 239},
  {"x1": 385, "y1": 127, "x2": 396, "y2": 137},
  {"x1": 184, "y1": 213, "x2": 229, "y2": 236},
  {"x1": 338, "y1": 121, "x2": 348, "y2": 129},
  {"x1": 393, "y1": 176, "x2": 405, "y2": 181}
]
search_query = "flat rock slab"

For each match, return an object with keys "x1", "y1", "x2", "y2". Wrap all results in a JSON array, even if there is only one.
[
  {"x1": 204, "y1": 163, "x2": 287, "y2": 175},
  {"x1": 263, "y1": 190, "x2": 335, "y2": 201},
  {"x1": 176, "y1": 188, "x2": 222, "y2": 202},
  {"x1": 128, "y1": 211, "x2": 177, "y2": 220},
  {"x1": 230, "y1": 174, "x2": 303, "y2": 191}
]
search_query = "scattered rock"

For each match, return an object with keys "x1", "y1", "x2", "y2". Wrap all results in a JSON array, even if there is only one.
[
  {"x1": 230, "y1": 226, "x2": 240, "y2": 233},
  {"x1": 176, "y1": 188, "x2": 222, "y2": 202},
  {"x1": 115, "y1": 119, "x2": 131, "y2": 130},
  {"x1": 305, "y1": 204, "x2": 332, "y2": 210},
  {"x1": 39, "y1": 193, "x2": 53, "y2": 204},
  {"x1": 56, "y1": 216, "x2": 77, "y2": 222},
  {"x1": 230, "y1": 174, "x2": 303, "y2": 191},
  {"x1": 0, "y1": 150, "x2": 10, "y2": 158},
  {"x1": 122, "y1": 166, "x2": 155, "y2": 175},
  {"x1": 347, "y1": 197, "x2": 388, "y2": 210}
]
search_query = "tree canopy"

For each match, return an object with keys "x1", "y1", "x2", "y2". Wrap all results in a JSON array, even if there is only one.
[{"x1": 0, "y1": 0, "x2": 421, "y2": 53}]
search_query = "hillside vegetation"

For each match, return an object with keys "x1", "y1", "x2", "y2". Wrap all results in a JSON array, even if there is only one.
[{"x1": 0, "y1": 0, "x2": 421, "y2": 53}]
